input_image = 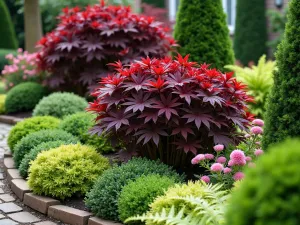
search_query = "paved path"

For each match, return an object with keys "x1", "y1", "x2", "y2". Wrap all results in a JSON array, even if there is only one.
[{"x1": 0, "y1": 123, "x2": 64, "y2": 225}]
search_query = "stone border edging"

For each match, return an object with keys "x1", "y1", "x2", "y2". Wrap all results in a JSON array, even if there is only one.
[
  {"x1": 4, "y1": 156, "x2": 122, "y2": 225},
  {"x1": 0, "y1": 115, "x2": 24, "y2": 125}
]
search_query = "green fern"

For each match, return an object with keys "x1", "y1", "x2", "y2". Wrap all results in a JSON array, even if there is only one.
[
  {"x1": 126, "y1": 182, "x2": 228, "y2": 225},
  {"x1": 225, "y1": 55, "x2": 276, "y2": 118}
]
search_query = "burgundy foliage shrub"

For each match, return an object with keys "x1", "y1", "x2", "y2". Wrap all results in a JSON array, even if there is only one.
[
  {"x1": 88, "y1": 54, "x2": 254, "y2": 167},
  {"x1": 37, "y1": 2, "x2": 177, "y2": 94}
]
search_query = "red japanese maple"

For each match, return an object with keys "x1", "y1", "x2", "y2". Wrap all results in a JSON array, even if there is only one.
[
  {"x1": 88, "y1": 54, "x2": 254, "y2": 167},
  {"x1": 37, "y1": 2, "x2": 177, "y2": 94}
]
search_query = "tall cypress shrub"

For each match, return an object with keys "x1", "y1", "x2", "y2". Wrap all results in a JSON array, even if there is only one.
[
  {"x1": 174, "y1": 0, "x2": 234, "y2": 69},
  {"x1": 234, "y1": 0, "x2": 267, "y2": 65},
  {"x1": 0, "y1": 0, "x2": 18, "y2": 49},
  {"x1": 263, "y1": 0, "x2": 300, "y2": 149}
]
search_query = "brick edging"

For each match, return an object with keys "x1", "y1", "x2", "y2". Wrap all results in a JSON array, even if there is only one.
[
  {"x1": 0, "y1": 115, "x2": 24, "y2": 125},
  {"x1": 3, "y1": 156, "x2": 122, "y2": 225}
]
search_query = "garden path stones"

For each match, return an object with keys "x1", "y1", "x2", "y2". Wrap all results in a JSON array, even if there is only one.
[
  {"x1": 0, "y1": 219, "x2": 18, "y2": 225},
  {"x1": 8, "y1": 211, "x2": 40, "y2": 223},
  {"x1": 0, "y1": 194, "x2": 15, "y2": 202},
  {"x1": 0, "y1": 203, "x2": 22, "y2": 213}
]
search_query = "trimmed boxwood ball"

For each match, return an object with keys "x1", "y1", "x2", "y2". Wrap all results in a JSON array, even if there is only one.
[
  {"x1": 19, "y1": 140, "x2": 77, "y2": 178},
  {"x1": 32, "y1": 92, "x2": 88, "y2": 118},
  {"x1": 226, "y1": 139, "x2": 300, "y2": 225},
  {"x1": 85, "y1": 157, "x2": 185, "y2": 221},
  {"x1": 13, "y1": 129, "x2": 79, "y2": 168},
  {"x1": 118, "y1": 174, "x2": 177, "y2": 223},
  {"x1": 28, "y1": 144, "x2": 110, "y2": 200},
  {"x1": 5, "y1": 82, "x2": 47, "y2": 113},
  {"x1": 7, "y1": 116, "x2": 60, "y2": 151},
  {"x1": 59, "y1": 112, "x2": 114, "y2": 153}
]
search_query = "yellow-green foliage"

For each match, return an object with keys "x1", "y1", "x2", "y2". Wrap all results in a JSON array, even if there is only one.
[
  {"x1": 8, "y1": 116, "x2": 60, "y2": 151},
  {"x1": 225, "y1": 55, "x2": 275, "y2": 117},
  {"x1": 0, "y1": 94, "x2": 6, "y2": 114},
  {"x1": 28, "y1": 144, "x2": 110, "y2": 200}
]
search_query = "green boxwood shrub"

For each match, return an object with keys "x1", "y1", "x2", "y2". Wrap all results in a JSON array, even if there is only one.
[
  {"x1": 118, "y1": 174, "x2": 177, "y2": 223},
  {"x1": 5, "y1": 82, "x2": 47, "y2": 113},
  {"x1": 13, "y1": 129, "x2": 78, "y2": 168},
  {"x1": 226, "y1": 139, "x2": 300, "y2": 225},
  {"x1": 59, "y1": 112, "x2": 114, "y2": 153},
  {"x1": 33, "y1": 92, "x2": 88, "y2": 118},
  {"x1": 263, "y1": 0, "x2": 300, "y2": 149},
  {"x1": 19, "y1": 140, "x2": 77, "y2": 178},
  {"x1": 7, "y1": 116, "x2": 60, "y2": 151},
  {"x1": 28, "y1": 144, "x2": 110, "y2": 200},
  {"x1": 173, "y1": 0, "x2": 234, "y2": 69},
  {"x1": 85, "y1": 158, "x2": 185, "y2": 221}
]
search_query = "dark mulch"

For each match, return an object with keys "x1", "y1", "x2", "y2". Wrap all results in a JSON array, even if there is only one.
[{"x1": 6, "y1": 111, "x2": 32, "y2": 119}]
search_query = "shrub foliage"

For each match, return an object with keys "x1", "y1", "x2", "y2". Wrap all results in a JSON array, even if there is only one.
[{"x1": 28, "y1": 144, "x2": 110, "y2": 200}]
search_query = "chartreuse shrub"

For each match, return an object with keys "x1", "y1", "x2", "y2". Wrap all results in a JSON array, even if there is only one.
[
  {"x1": 263, "y1": 0, "x2": 300, "y2": 149},
  {"x1": 225, "y1": 55, "x2": 276, "y2": 118},
  {"x1": 33, "y1": 92, "x2": 88, "y2": 118},
  {"x1": 0, "y1": 1, "x2": 18, "y2": 49},
  {"x1": 85, "y1": 158, "x2": 185, "y2": 221},
  {"x1": 234, "y1": 0, "x2": 267, "y2": 65},
  {"x1": 118, "y1": 174, "x2": 177, "y2": 223},
  {"x1": 127, "y1": 182, "x2": 229, "y2": 225},
  {"x1": 13, "y1": 129, "x2": 78, "y2": 168},
  {"x1": 0, "y1": 95, "x2": 6, "y2": 114},
  {"x1": 226, "y1": 139, "x2": 300, "y2": 225},
  {"x1": 173, "y1": 0, "x2": 234, "y2": 69},
  {"x1": 8, "y1": 116, "x2": 60, "y2": 151},
  {"x1": 89, "y1": 55, "x2": 252, "y2": 167},
  {"x1": 59, "y1": 112, "x2": 114, "y2": 154},
  {"x1": 19, "y1": 140, "x2": 77, "y2": 178},
  {"x1": 28, "y1": 144, "x2": 110, "y2": 200},
  {"x1": 5, "y1": 82, "x2": 47, "y2": 113}
]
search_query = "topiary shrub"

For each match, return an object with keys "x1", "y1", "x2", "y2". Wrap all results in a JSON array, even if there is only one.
[
  {"x1": 33, "y1": 92, "x2": 88, "y2": 118},
  {"x1": 173, "y1": 0, "x2": 234, "y2": 69},
  {"x1": 19, "y1": 140, "x2": 77, "y2": 178},
  {"x1": 88, "y1": 55, "x2": 253, "y2": 167},
  {"x1": 118, "y1": 174, "x2": 177, "y2": 223},
  {"x1": 0, "y1": 94, "x2": 6, "y2": 114},
  {"x1": 85, "y1": 157, "x2": 185, "y2": 221},
  {"x1": 225, "y1": 139, "x2": 300, "y2": 225},
  {"x1": 7, "y1": 116, "x2": 60, "y2": 151},
  {"x1": 5, "y1": 82, "x2": 47, "y2": 113},
  {"x1": 28, "y1": 144, "x2": 110, "y2": 200},
  {"x1": 234, "y1": 0, "x2": 267, "y2": 65},
  {"x1": 0, "y1": 1, "x2": 18, "y2": 49},
  {"x1": 262, "y1": 0, "x2": 300, "y2": 149},
  {"x1": 37, "y1": 2, "x2": 176, "y2": 94},
  {"x1": 59, "y1": 112, "x2": 114, "y2": 153},
  {"x1": 13, "y1": 129, "x2": 79, "y2": 168}
]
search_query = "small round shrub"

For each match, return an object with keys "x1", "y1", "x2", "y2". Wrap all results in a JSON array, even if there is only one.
[
  {"x1": 85, "y1": 157, "x2": 185, "y2": 221},
  {"x1": 7, "y1": 116, "x2": 60, "y2": 151},
  {"x1": 5, "y1": 82, "x2": 47, "y2": 113},
  {"x1": 28, "y1": 144, "x2": 110, "y2": 200},
  {"x1": 32, "y1": 92, "x2": 88, "y2": 118},
  {"x1": 118, "y1": 174, "x2": 177, "y2": 222},
  {"x1": 0, "y1": 94, "x2": 6, "y2": 114},
  {"x1": 226, "y1": 139, "x2": 300, "y2": 225},
  {"x1": 13, "y1": 129, "x2": 78, "y2": 168},
  {"x1": 59, "y1": 112, "x2": 114, "y2": 153},
  {"x1": 19, "y1": 140, "x2": 77, "y2": 178}
]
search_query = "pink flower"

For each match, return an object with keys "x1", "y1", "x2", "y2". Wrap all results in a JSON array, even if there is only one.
[
  {"x1": 245, "y1": 134, "x2": 251, "y2": 138},
  {"x1": 17, "y1": 48, "x2": 23, "y2": 53},
  {"x1": 223, "y1": 167, "x2": 232, "y2": 174},
  {"x1": 254, "y1": 149, "x2": 264, "y2": 156},
  {"x1": 230, "y1": 150, "x2": 246, "y2": 166},
  {"x1": 228, "y1": 160, "x2": 234, "y2": 167},
  {"x1": 251, "y1": 126, "x2": 263, "y2": 135},
  {"x1": 191, "y1": 158, "x2": 198, "y2": 165},
  {"x1": 255, "y1": 141, "x2": 261, "y2": 145},
  {"x1": 245, "y1": 156, "x2": 252, "y2": 161},
  {"x1": 204, "y1": 154, "x2": 214, "y2": 160},
  {"x1": 216, "y1": 156, "x2": 227, "y2": 164},
  {"x1": 201, "y1": 176, "x2": 210, "y2": 183},
  {"x1": 191, "y1": 154, "x2": 205, "y2": 164},
  {"x1": 23, "y1": 75, "x2": 27, "y2": 80},
  {"x1": 252, "y1": 119, "x2": 264, "y2": 127},
  {"x1": 210, "y1": 163, "x2": 224, "y2": 172},
  {"x1": 233, "y1": 172, "x2": 245, "y2": 181},
  {"x1": 213, "y1": 144, "x2": 224, "y2": 152}
]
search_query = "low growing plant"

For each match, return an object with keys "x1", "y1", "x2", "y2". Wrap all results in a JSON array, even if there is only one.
[
  {"x1": 13, "y1": 129, "x2": 79, "y2": 168},
  {"x1": 85, "y1": 157, "x2": 185, "y2": 221},
  {"x1": 88, "y1": 55, "x2": 253, "y2": 167},
  {"x1": 7, "y1": 116, "x2": 60, "y2": 151},
  {"x1": 0, "y1": 94, "x2": 6, "y2": 114},
  {"x1": 28, "y1": 144, "x2": 110, "y2": 200},
  {"x1": 33, "y1": 92, "x2": 88, "y2": 118}
]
